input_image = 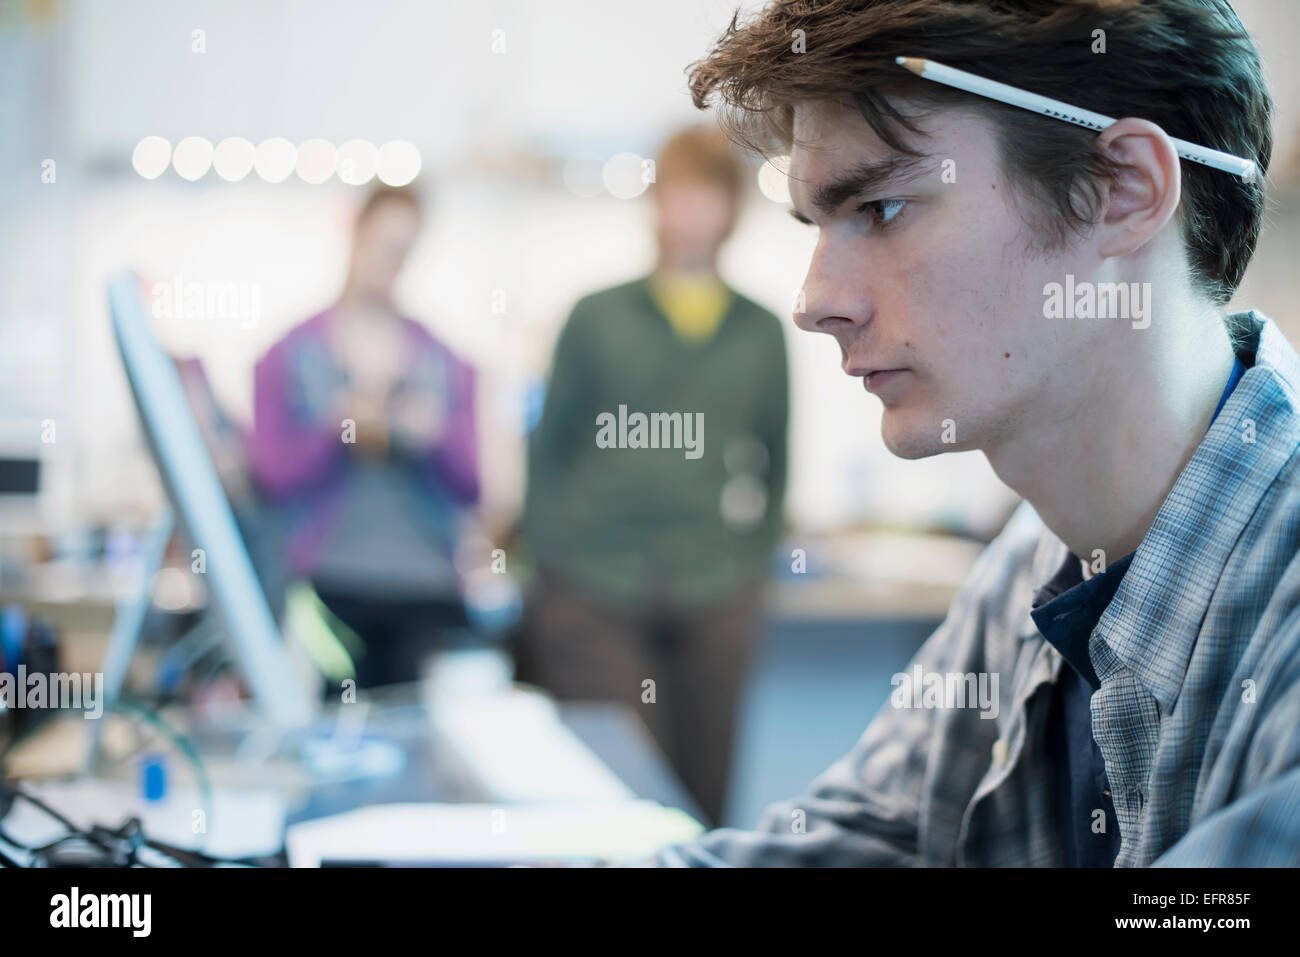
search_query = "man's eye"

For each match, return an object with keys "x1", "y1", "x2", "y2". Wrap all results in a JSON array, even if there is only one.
[{"x1": 856, "y1": 198, "x2": 906, "y2": 227}]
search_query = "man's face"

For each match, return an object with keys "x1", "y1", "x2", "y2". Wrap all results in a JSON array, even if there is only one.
[
  {"x1": 654, "y1": 177, "x2": 735, "y2": 269},
  {"x1": 787, "y1": 100, "x2": 1100, "y2": 459}
]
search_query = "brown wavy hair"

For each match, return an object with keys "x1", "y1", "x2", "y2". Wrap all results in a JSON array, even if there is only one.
[{"x1": 687, "y1": 0, "x2": 1272, "y2": 314}]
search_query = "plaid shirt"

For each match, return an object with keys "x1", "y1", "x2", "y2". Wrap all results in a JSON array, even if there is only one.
[{"x1": 656, "y1": 310, "x2": 1300, "y2": 867}]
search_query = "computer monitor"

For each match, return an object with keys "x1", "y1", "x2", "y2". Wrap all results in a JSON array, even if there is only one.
[
  {"x1": 106, "y1": 272, "x2": 314, "y2": 729},
  {"x1": 0, "y1": 457, "x2": 39, "y2": 496},
  {"x1": 0, "y1": 431, "x2": 47, "y2": 538}
]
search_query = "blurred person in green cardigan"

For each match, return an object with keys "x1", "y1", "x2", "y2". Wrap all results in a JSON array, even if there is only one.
[{"x1": 520, "y1": 126, "x2": 789, "y2": 826}]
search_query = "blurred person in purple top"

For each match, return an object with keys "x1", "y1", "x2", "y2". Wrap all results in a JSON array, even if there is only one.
[{"x1": 250, "y1": 185, "x2": 480, "y2": 688}]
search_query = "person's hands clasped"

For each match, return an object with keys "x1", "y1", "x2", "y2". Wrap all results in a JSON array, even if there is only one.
[
  {"x1": 329, "y1": 305, "x2": 408, "y2": 458},
  {"x1": 388, "y1": 387, "x2": 448, "y2": 453}
]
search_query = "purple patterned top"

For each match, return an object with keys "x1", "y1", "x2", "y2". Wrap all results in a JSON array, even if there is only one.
[{"x1": 250, "y1": 308, "x2": 479, "y2": 581}]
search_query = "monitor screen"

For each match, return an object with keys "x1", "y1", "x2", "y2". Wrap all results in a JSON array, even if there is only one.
[
  {"x1": 0, "y1": 458, "x2": 39, "y2": 496},
  {"x1": 107, "y1": 272, "x2": 313, "y2": 728}
]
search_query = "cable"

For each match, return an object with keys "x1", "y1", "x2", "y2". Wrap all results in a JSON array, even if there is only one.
[
  {"x1": 100, "y1": 697, "x2": 214, "y2": 838},
  {"x1": 6, "y1": 788, "x2": 128, "y2": 865},
  {"x1": 12, "y1": 786, "x2": 81, "y2": 833},
  {"x1": 0, "y1": 822, "x2": 32, "y2": 849},
  {"x1": 1, "y1": 697, "x2": 218, "y2": 866},
  {"x1": 3, "y1": 776, "x2": 274, "y2": 868}
]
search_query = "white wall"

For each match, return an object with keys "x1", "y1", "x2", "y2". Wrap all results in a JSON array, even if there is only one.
[{"x1": 12, "y1": 0, "x2": 1297, "y2": 536}]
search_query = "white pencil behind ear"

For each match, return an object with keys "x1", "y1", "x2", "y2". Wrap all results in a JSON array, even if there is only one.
[{"x1": 896, "y1": 56, "x2": 1257, "y2": 183}]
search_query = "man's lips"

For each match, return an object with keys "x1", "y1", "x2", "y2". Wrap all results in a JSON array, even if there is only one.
[
  {"x1": 860, "y1": 369, "x2": 909, "y2": 393},
  {"x1": 844, "y1": 364, "x2": 907, "y2": 378},
  {"x1": 842, "y1": 356, "x2": 910, "y2": 391}
]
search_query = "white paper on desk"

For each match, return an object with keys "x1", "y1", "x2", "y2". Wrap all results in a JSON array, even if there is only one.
[
  {"x1": 285, "y1": 801, "x2": 704, "y2": 867},
  {"x1": 16, "y1": 779, "x2": 285, "y2": 859},
  {"x1": 426, "y1": 688, "x2": 636, "y2": 802}
]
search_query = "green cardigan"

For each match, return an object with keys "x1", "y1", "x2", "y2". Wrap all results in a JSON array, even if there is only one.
[{"x1": 524, "y1": 276, "x2": 789, "y2": 608}]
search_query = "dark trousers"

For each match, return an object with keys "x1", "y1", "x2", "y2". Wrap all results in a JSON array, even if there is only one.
[
  {"x1": 515, "y1": 567, "x2": 764, "y2": 827},
  {"x1": 314, "y1": 585, "x2": 468, "y2": 690}
]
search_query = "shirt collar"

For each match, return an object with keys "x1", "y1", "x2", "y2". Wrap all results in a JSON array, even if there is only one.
[
  {"x1": 1092, "y1": 311, "x2": 1300, "y2": 713},
  {"x1": 1027, "y1": 337, "x2": 1251, "y2": 690},
  {"x1": 1031, "y1": 550, "x2": 1135, "y2": 689},
  {"x1": 638, "y1": 275, "x2": 738, "y2": 334}
]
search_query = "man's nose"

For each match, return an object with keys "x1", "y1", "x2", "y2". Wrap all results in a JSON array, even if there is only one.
[{"x1": 793, "y1": 241, "x2": 873, "y2": 335}]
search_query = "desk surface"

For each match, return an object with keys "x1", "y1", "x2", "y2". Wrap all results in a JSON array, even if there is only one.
[
  {"x1": 285, "y1": 691, "x2": 706, "y2": 829},
  {"x1": 2, "y1": 688, "x2": 706, "y2": 864}
]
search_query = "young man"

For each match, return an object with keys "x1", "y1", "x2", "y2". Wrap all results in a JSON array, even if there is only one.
[
  {"x1": 520, "y1": 127, "x2": 789, "y2": 827},
  {"x1": 655, "y1": 0, "x2": 1299, "y2": 865}
]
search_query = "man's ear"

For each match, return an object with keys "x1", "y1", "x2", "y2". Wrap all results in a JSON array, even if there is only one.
[{"x1": 1093, "y1": 117, "x2": 1182, "y2": 259}]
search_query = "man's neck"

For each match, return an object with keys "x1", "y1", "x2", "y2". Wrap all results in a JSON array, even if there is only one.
[
  {"x1": 654, "y1": 250, "x2": 719, "y2": 280},
  {"x1": 986, "y1": 302, "x2": 1237, "y2": 566}
]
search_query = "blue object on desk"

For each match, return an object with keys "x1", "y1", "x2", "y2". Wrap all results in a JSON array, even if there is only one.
[
  {"x1": 1, "y1": 604, "x2": 27, "y2": 670},
  {"x1": 300, "y1": 734, "x2": 406, "y2": 782},
  {"x1": 142, "y1": 753, "x2": 167, "y2": 802}
]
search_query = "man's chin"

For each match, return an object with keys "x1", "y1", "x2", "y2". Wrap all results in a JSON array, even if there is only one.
[{"x1": 880, "y1": 417, "x2": 952, "y2": 460}]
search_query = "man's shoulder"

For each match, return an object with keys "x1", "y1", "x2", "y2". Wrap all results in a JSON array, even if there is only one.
[
  {"x1": 571, "y1": 278, "x2": 781, "y2": 323},
  {"x1": 570, "y1": 278, "x2": 650, "y2": 316},
  {"x1": 1200, "y1": 311, "x2": 1300, "y2": 599},
  {"x1": 1223, "y1": 450, "x2": 1300, "y2": 606},
  {"x1": 928, "y1": 500, "x2": 1062, "y2": 662},
  {"x1": 726, "y1": 286, "x2": 782, "y2": 322},
  {"x1": 727, "y1": 291, "x2": 788, "y2": 355},
  {"x1": 960, "y1": 500, "x2": 1059, "y2": 603},
  {"x1": 553, "y1": 280, "x2": 650, "y2": 350},
  {"x1": 1236, "y1": 310, "x2": 1300, "y2": 413}
]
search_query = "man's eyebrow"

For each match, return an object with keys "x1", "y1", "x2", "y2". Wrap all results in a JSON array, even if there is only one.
[{"x1": 791, "y1": 154, "x2": 932, "y2": 222}]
